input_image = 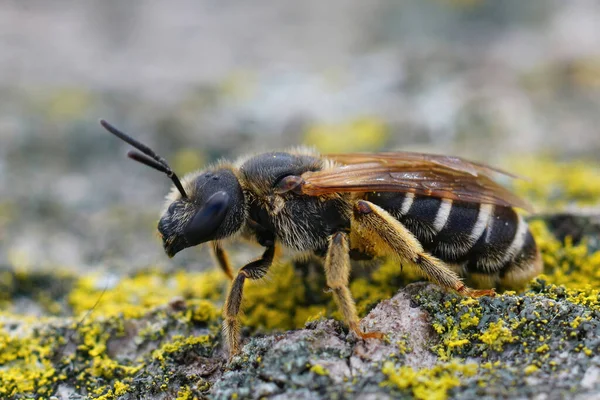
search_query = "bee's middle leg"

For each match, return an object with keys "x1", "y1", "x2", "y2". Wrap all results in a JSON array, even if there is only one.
[
  {"x1": 223, "y1": 245, "x2": 275, "y2": 356},
  {"x1": 325, "y1": 231, "x2": 383, "y2": 340}
]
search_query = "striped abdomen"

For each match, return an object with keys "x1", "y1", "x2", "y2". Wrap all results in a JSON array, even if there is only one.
[{"x1": 364, "y1": 192, "x2": 542, "y2": 288}]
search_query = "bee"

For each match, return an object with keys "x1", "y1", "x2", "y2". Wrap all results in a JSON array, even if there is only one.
[{"x1": 100, "y1": 119, "x2": 542, "y2": 356}]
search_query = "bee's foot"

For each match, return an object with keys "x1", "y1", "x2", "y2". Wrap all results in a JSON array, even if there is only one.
[
  {"x1": 358, "y1": 330, "x2": 384, "y2": 340},
  {"x1": 227, "y1": 348, "x2": 241, "y2": 362},
  {"x1": 350, "y1": 321, "x2": 384, "y2": 340},
  {"x1": 459, "y1": 286, "x2": 496, "y2": 298}
]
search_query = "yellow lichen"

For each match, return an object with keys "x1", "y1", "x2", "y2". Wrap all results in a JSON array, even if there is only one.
[
  {"x1": 176, "y1": 385, "x2": 195, "y2": 400},
  {"x1": 535, "y1": 344, "x2": 550, "y2": 354},
  {"x1": 460, "y1": 313, "x2": 480, "y2": 330},
  {"x1": 511, "y1": 158, "x2": 600, "y2": 210},
  {"x1": 569, "y1": 316, "x2": 590, "y2": 329},
  {"x1": 0, "y1": 326, "x2": 58, "y2": 397},
  {"x1": 152, "y1": 335, "x2": 212, "y2": 363},
  {"x1": 90, "y1": 357, "x2": 142, "y2": 380},
  {"x1": 479, "y1": 321, "x2": 516, "y2": 352},
  {"x1": 524, "y1": 365, "x2": 539, "y2": 375},
  {"x1": 381, "y1": 361, "x2": 477, "y2": 400},
  {"x1": 309, "y1": 364, "x2": 329, "y2": 376},
  {"x1": 351, "y1": 257, "x2": 421, "y2": 316},
  {"x1": 242, "y1": 263, "x2": 321, "y2": 331},
  {"x1": 447, "y1": 339, "x2": 470, "y2": 348},
  {"x1": 294, "y1": 306, "x2": 327, "y2": 328},
  {"x1": 188, "y1": 299, "x2": 220, "y2": 324},
  {"x1": 3, "y1": 155, "x2": 600, "y2": 398},
  {"x1": 528, "y1": 220, "x2": 600, "y2": 292},
  {"x1": 69, "y1": 269, "x2": 226, "y2": 319},
  {"x1": 0, "y1": 265, "x2": 224, "y2": 399},
  {"x1": 113, "y1": 380, "x2": 130, "y2": 396},
  {"x1": 397, "y1": 334, "x2": 412, "y2": 354}
]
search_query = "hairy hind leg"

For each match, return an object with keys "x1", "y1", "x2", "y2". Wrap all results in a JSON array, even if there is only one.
[
  {"x1": 353, "y1": 200, "x2": 494, "y2": 298},
  {"x1": 325, "y1": 231, "x2": 383, "y2": 339}
]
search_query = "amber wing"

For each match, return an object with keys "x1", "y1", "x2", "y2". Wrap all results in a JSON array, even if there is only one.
[
  {"x1": 300, "y1": 152, "x2": 532, "y2": 212},
  {"x1": 325, "y1": 152, "x2": 521, "y2": 178}
]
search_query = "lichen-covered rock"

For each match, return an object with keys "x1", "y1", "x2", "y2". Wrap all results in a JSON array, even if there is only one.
[
  {"x1": 1, "y1": 279, "x2": 600, "y2": 399},
  {"x1": 1, "y1": 211, "x2": 600, "y2": 399},
  {"x1": 213, "y1": 288, "x2": 437, "y2": 400}
]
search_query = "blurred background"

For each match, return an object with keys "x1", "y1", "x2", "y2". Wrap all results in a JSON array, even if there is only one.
[{"x1": 0, "y1": 0, "x2": 599, "y2": 274}]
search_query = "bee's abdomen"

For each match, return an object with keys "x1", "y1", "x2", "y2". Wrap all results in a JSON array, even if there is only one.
[
  {"x1": 464, "y1": 205, "x2": 521, "y2": 272},
  {"x1": 364, "y1": 192, "x2": 539, "y2": 281}
]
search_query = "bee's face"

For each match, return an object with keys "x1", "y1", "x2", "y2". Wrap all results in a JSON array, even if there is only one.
[{"x1": 158, "y1": 168, "x2": 245, "y2": 257}]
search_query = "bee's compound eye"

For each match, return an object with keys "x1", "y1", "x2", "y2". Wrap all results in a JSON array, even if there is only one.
[{"x1": 184, "y1": 191, "x2": 231, "y2": 246}]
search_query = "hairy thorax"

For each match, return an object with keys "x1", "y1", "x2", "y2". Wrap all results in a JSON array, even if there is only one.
[{"x1": 237, "y1": 150, "x2": 351, "y2": 253}]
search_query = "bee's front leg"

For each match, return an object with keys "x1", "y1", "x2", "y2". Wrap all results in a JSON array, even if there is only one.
[
  {"x1": 324, "y1": 231, "x2": 384, "y2": 340},
  {"x1": 223, "y1": 244, "x2": 275, "y2": 357},
  {"x1": 212, "y1": 241, "x2": 234, "y2": 281}
]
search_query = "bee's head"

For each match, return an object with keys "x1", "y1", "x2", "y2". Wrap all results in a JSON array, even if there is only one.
[
  {"x1": 158, "y1": 169, "x2": 245, "y2": 257},
  {"x1": 100, "y1": 120, "x2": 245, "y2": 258}
]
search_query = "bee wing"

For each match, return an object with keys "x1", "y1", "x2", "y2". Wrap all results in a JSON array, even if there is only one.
[
  {"x1": 300, "y1": 153, "x2": 533, "y2": 212},
  {"x1": 326, "y1": 152, "x2": 521, "y2": 179}
]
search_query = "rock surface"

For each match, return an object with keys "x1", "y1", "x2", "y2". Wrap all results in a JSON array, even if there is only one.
[
  {"x1": 3, "y1": 267, "x2": 600, "y2": 399},
  {"x1": 1, "y1": 213, "x2": 600, "y2": 398}
]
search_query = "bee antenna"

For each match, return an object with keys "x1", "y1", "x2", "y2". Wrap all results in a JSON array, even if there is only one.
[{"x1": 99, "y1": 119, "x2": 188, "y2": 198}]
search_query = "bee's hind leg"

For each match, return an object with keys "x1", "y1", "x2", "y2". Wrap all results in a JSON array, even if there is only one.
[
  {"x1": 352, "y1": 200, "x2": 495, "y2": 298},
  {"x1": 325, "y1": 231, "x2": 384, "y2": 340}
]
